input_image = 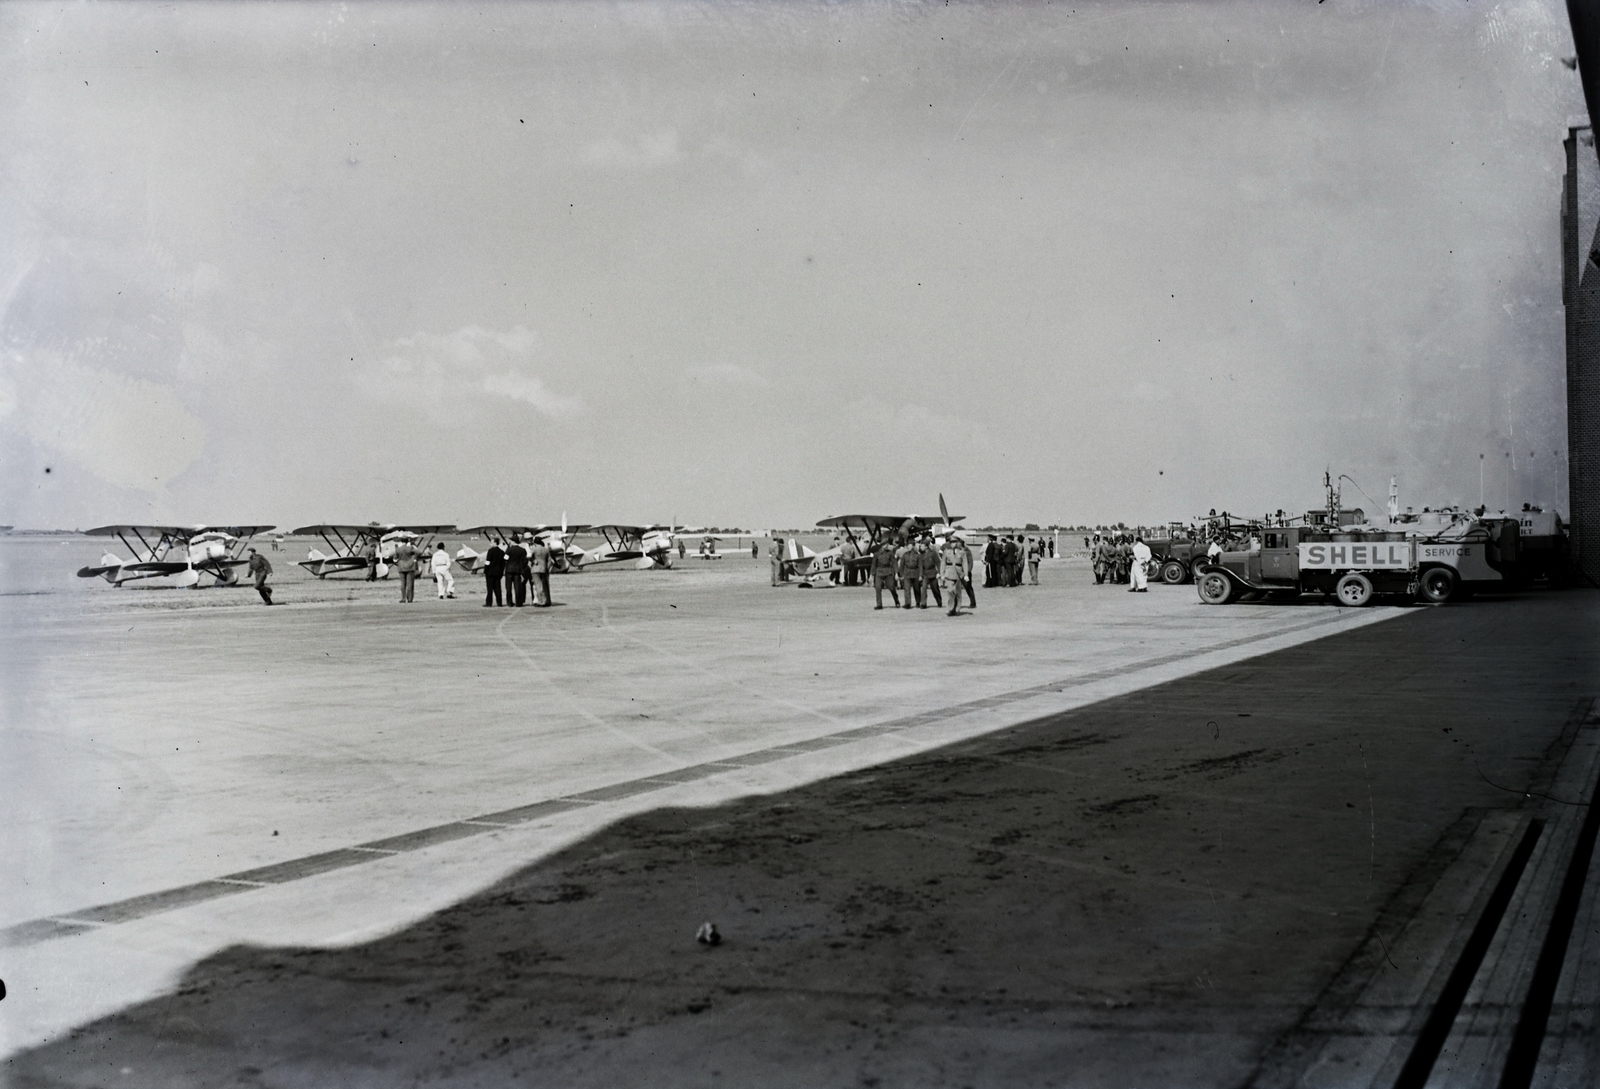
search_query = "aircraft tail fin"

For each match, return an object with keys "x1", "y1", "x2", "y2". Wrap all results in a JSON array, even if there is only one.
[{"x1": 307, "y1": 547, "x2": 328, "y2": 561}]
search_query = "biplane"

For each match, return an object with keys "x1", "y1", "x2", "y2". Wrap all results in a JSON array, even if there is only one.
[
  {"x1": 578, "y1": 524, "x2": 681, "y2": 570},
  {"x1": 291, "y1": 524, "x2": 456, "y2": 579},
  {"x1": 797, "y1": 507, "x2": 965, "y2": 586},
  {"x1": 454, "y1": 523, "x2": 588, "y2": 574},
  {"x1": 76, "y1": 525, "x2": 275, "y2": 587}
]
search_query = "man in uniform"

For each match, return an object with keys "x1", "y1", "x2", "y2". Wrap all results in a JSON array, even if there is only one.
[
  {"x1": 1090, "y1": 534, "x2": 1107, "y2": 583},
  {"x1": 529, "y1": 533, "x2": 553, "y2": 606},
  {"x1": 393, "y1": 537, "x2": 419, "y2": 603},
  {"x1": 504, "y1": 535, "x2": 529, "y2": 607},
  {"x1": 940, "y1": 534, "x2": 970, "y2": 616},
  {"x1": 896, "y1": 535, "x2": 920, "y2": 608},
  {"x1": 246, "y1": 547, "x2": 274, "y2": 605},
  {"x1": 770, "y1": 537, "x2": 785, "y2": 586},
  {"x1": 362, "y1": 538, "x2": 379, "y2": 581},
  {"x1": 483, "y1": 537, "x2": 506, "y2": 607},
  {"x1": 1114, "y1": 536, "x2": 1132, "y2": 584},
  {"x1": 918, "y1": 536, "x2": 942, "y2": 609},
  {"x1": 871, "y1": 536, "x2": 900, "y2": 609},
  {"x1": 957, "y1": 532, "x2": 978, "y2": 608},
  {"x1": 1027, "y1": 536, "x2": 1043, "y2": 584},
  {"x1": 1130, "y1": 535, "x2": 1152, "y2": 592}
]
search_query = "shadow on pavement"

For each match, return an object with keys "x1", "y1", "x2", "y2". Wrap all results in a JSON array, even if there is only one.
[{"x1": 10, "y1": 592, "x2": 1596, "y2": 1089}]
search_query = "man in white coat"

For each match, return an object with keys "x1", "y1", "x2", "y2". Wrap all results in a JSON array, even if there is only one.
[
  {"x1": 1129, "y1": 536, "x2": 1152, "y2": 593},
  {"x1": 431, "y1": 542, "x2": 457, "y2": 599}
]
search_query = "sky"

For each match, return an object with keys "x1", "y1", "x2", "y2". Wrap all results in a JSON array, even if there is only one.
[{"x1": 0, "y1": 0, "x2": 1586, "y2": 530}]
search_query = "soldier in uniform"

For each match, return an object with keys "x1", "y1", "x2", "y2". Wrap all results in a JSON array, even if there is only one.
[
  {"x1": 918, "y1": 536, "x2": 942, "y2": 609},
  {"x1": 770, "y1": 537, "x2": 784, "y2": 586},
  {"x1": 940, "y1": 534, "x2": 970, "y2": 616},
  {"x1": 896, "y1": 536, "x2": 920, "y2": 609},
  {"x1": 1092, "y1": 533, "x2": 1108, "y2": 584},
  {"x1": 1027, "y1": 536, "x2": 1043, "y2": 584},
  {"x1": 958, "y1": 533, "x2": 978, "y2": 608},
  {"x1": 871, "y1": 537, "x2": 900, "y2": 609},
  {"x1": 1114, "y1": 536, "x2": 1132, "y2": 584}
]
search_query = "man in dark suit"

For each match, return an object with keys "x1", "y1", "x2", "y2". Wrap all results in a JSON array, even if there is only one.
[
  {"x1": 505, "y1": 536, "x2": 530, "y2": 607},
  {"x1": 483, "y1": 539, "x2": 506, "y2": 607},
  {"x1": 983, "y1": 536, "x2": 1000, "y2": 587}
]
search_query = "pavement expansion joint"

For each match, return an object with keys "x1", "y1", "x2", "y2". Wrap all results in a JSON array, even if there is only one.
[{"x1": 0, "y1": 606, "x2": 1391, "y2": 952}]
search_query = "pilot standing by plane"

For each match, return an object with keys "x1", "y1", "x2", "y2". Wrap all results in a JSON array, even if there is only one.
[{"x1": 431, "y1": 542, "x2": 457, "y2": 599}]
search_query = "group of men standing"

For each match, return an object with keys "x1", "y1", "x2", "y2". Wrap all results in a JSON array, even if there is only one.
[
  {"x1": 983, "y1": 535, "x2": 1047, "y2": 588},
  {"x1": 1089, "y1": 533, "x2": 1153, "y2": 591},
  {"x1": 869, "y1": 533, "x2": 977, "y2": 617},
  {"x1": 477, "y1": 534, "x2": 557, "y2": 607}
]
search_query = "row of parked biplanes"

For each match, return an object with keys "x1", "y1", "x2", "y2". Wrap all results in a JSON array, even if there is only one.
[
  {"x1": 75, "y1": 521, "x2": 697, "y2": 588},
  {"x1": 74, "y1": 502, "x2": 971, "y2": 590}
]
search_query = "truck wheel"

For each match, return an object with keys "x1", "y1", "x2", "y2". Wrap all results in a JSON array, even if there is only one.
[
  {"x1": 1161, "y1": 560, "x2": 1186, "y2": 584},
  {"x1": 1335, "y1": 572, "x2": 1374, "y2": 607},
  {"x1": 1418, "y1": 566, "x2": 1457, "y2": 604},
  {"x1": 1197, "y1": 570, "x2": 1236, "y2": 605}
]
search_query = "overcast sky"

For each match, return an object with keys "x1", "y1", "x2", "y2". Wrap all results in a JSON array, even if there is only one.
[{"x1": 0, "y1": 0, "x2": 1584, "y2": 530}]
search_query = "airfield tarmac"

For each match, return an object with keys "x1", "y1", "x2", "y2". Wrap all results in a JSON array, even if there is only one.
[{"x1": 1, "y1": 541, "x2": 1596, "y2": 1086}]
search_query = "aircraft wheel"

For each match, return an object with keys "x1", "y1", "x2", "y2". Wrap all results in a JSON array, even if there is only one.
[
  {"x1": 1418, "y1": 566, "x2": 1457, "y2": 604},
  {"x1": 1161, "y1": 560, "x2": 1186, "y2": 585},
  {"x1": 1196, "y1": 570, "x2": 1237, "y2": 605},
  {"x1": 1335, "y1": 572, "x2": 1374, "y2": 607}
]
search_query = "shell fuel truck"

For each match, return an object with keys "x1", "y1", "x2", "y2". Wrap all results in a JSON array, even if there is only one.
[{"x1": 1195, "y1": 484, "x2": 1565, "y2": 607}]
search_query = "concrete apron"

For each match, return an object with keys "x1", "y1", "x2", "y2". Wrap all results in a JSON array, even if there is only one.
[
  {"x1": 1250, "y1": 699, "x2": 1600, "y2": 1089},
  {"x1": 0, "y1": 596, "x2": 1402, "y2": 1058}
]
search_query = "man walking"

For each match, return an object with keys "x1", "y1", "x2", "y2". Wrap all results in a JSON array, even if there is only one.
[
  {"x1": 246, "y1": 547, "x2": 274, "y2": 605},
  {"x1": 918, "y1": 536, "x2": 942, "y2": 609},
  {"x1": 529, "y1": 534, "x2": 553, "y2": 606},
  {"x1": 957, "y1": 532, "x2": 977, "y2": 608},
  {"x1": 393, "y1": 537, "x2": 419, "y2": 603},
  {"x1": 431, "y1": 542, "x2": 456, "y2": 599},
  {"x1": 940, "y1": 534, "x2": 970, "y2": 616},
  {"x1": 505, "y1": 535, "x2": 530, "y2": 607},
  {"x1": 1130, "y1": 535, "x2": 1152, "y2": 592},
  {"x1": 871, "y1": 537, "x2": 900, "y2": 609},
  {"x1": 483, "y1": 538, "x2": 506, "y2": 607}
]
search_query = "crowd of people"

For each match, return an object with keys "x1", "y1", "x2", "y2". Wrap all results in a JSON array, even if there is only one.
[{"x1": 1088, "y1": 533, "x2": 1154, "y2": 591}]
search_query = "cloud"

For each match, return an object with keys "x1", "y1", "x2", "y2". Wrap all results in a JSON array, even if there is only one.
[
  {"x1": 2, "y1": 350, "x2": 206, "y2": 490},
  {"x1": 685, "y1": 363, "x2": 769, "y2": 388},
  {"x1": 481, "y1": 371, "x2": 584, "y2": 418},
  {"x1": 365, "y1": 325, "x2": 582, "y2": 421}
]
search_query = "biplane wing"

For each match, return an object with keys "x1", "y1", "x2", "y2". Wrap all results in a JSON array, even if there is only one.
[
  {"x1": 454, "y1": 524, "x2": 589, "y2": 574},
  {"x1": 579, "y1": 524, "x2": 677, "y2": 569},
  {"x1": 290, "y1": 523, "x2": 456, "y2": 578},
  {"x1": 78, "y1": 524, "x2": 272, "y2": 587}
]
